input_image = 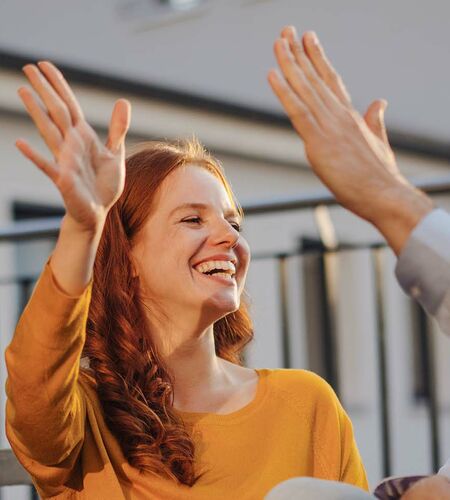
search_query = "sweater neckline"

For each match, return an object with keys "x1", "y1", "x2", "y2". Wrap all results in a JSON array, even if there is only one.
[{"x1": 173, "y1": 368, "x2": 268, "y2": 425}]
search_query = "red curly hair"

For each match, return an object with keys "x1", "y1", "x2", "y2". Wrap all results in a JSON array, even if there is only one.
[{"x1": 82, "y1": 139, "x2": 254, "y2": 486}]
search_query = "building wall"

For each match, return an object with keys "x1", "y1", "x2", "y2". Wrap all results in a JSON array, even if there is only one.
[{"x1": 1, "y1": 0, "x2": 449, "y2": 142}]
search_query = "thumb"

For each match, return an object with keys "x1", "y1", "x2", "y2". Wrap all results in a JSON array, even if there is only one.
[
  {"x1": 106, "y1": 99, "x2": 131, "y2": 153},
  {"x1": 364, "y1": 99, "x2": 389, "y2": 145}
]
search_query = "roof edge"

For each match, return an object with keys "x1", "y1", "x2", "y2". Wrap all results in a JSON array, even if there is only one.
[{"x1": 1, "y1": 49, "x2": 448, "y2": 161}]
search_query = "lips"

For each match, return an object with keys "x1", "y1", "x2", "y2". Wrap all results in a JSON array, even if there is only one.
[
  {"x1": 192, "y1": 254, "x2": 237, "y2": 267},
  {"x1": 193, "y1": 267, "x2": 236, "y2": 286}
]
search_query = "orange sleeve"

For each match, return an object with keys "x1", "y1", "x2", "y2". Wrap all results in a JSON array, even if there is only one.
[
  {"x1": 4, "y1": 258, "x2": 92, "y2": 490},
  {"x1": 308, "y1": 371, "x2": 369, "y2": 492},
  {"x1": 338, "y1": 406, "x2": 369, "y2": 491}
]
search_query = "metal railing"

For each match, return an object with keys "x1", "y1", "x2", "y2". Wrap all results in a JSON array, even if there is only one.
[{"x1": 1, "y1": 176, "x2": 450, "y2": 495}]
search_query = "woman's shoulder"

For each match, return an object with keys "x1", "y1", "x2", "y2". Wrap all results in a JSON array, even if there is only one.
[{"x1": 257, "y1": 367, "x2": 339, "y2": 408}]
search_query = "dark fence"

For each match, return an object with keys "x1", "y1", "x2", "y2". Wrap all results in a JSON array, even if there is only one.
[{"x1": 1, "y1": 176, "x2": 450, "y2": 497}]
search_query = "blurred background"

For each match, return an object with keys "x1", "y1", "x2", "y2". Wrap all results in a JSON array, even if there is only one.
[{"x1": 0, "y1": 0, "x2": 449, "y2": 497}]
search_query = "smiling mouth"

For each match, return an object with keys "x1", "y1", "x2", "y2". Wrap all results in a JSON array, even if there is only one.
[{"x1": 193, "y1": 267, "x2": 236, "y2": 285}]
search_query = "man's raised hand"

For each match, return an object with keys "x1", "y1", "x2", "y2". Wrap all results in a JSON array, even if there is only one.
[{"x1": 268, "y1": 26, "x2": 433, "y2": 253}]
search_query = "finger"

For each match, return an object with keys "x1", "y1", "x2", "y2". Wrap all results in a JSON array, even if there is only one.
[
  {"x1": 303, "y1": 31, "x2": 352, "y2": 106},
  {"x1": 106, "y1": 99, "x2": 131, "y2": 153},
  {"x1": 16, "y1": 139, "x2": 59, "y2": 182},
  {"x1": 274, "y1": 37, "x2": 332, "y2": 128},
  {"x1": 267, "y1": 68, "x2": 318, "y2": 141},
  {"x1": 37, "y1": 61, "x2": 84, "y2": 124},
  {"x1": 364, "y1": 99, "x2": 390, "y2": 145},
  {"x1": 281, "y1": 26, "x2": 342, "y2": 114},
  {"x1": 18, "y1": 86, "x2": 63, "y2": 155},
  {"x1": 22, "y1": 64, "x2": 72, "y2": 135}
]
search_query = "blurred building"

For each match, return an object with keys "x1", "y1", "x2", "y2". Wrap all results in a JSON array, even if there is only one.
[{"x1": 0, "y1": 0, "x2": 449, "y2": 497}]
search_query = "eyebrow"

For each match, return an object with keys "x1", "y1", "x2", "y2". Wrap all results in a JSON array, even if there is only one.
[{"x1": 170, "y1": 203, "x2": 242, "y2": 221}]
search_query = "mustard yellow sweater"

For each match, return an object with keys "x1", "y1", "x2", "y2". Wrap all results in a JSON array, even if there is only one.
[{"x1": 5, "y1": 261, "x2": 368, "y2": 499}]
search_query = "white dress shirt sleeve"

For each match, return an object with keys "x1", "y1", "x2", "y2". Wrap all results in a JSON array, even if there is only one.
[
  {"x1": 395, "y1": 208, "x2": 450, "y2": 337},
  {"x1": 394, "y1": 208, "x2": 450, "y2": 478}
]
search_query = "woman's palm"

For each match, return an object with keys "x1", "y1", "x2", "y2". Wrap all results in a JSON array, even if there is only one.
[
  {"x1": 16, "y1": 61, "x2": 130, "y2": 231},
  {"x1": 55, "y1": 123, "x2": 125, "y2": 228}
]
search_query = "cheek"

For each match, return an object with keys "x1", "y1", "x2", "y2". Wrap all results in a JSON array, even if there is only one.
[
  {"x1": 132, "y1": 241, "x2": 174, "y2": 290},
  {"x1": 236, "y1": 237, "x2": 251, "y2": 275}
]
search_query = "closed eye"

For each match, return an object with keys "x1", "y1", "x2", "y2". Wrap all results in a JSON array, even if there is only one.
[{"x1": 183, "y1": 217, "x2": 242, "y2": 233}]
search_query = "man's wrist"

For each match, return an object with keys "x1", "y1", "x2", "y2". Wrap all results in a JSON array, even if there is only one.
[{"x1": 371, "y1": 186, "x2": 434, "y2": 256}]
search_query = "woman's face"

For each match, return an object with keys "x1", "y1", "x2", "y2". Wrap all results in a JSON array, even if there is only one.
[{"x1": 131, "y1": 164, "x2": 251, "y2": 327}]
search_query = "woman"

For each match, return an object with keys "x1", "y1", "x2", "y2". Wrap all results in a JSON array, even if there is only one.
[{"x1": 5, "y1": 27, "x2": 368, "y2": 499}]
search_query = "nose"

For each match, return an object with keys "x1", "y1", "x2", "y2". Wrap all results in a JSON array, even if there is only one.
[{"x1": 211, "y1": 218, "x2": 240, "y2": 248}]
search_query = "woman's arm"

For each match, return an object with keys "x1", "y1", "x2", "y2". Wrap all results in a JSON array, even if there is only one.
[
  {"x1": 5, "y1": 261, "x2": 91, "y2": 480},
  {"x1": 5, "y1": 63, "x2": 130, "y2": 491},
  {"x1": 16, "y1": 61, "x2": 130, "y2": 293}
]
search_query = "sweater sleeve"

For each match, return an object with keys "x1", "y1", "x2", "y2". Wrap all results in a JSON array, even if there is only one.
[
  {"x1": 337, "y1": 405, "x2": 369, "y2": 490},
  {"x1": 4, "y1": 258, "x2": 92, "y2": 491},
  {"x1": 309, "y1": 372, "x2": 369, "y2": 491}
]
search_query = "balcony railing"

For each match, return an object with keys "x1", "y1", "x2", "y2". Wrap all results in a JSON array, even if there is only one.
[{"x1": 1, "y1": 175, "x2": 450, "y2": 495}]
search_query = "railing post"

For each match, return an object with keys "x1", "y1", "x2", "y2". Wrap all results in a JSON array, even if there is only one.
[
  {"x1": 300, "y1": 239, "x2": 340, "y2": 393},
  {"x1": 320, "y1": 249, "x2": 340, "y2": 395},
  {"x1": 373, "y1": 246, "x2": 392, "y2": 478},
  {"x1": 414, "y1": 304, "x2": 441, "y2": 472},
  {"x1": 277, "y1": 254, "x2": 291, "y2": 369}
]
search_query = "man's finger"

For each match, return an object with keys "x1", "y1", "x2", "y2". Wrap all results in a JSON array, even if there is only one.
[
  {"x1": 18, "y1": 86, "x2": 63, "y2": 156},
  {"x1": 364, "y1": 99, "x2": 389, "y2": 145},
  {"x1": 303, "y1": 32, "x2": 352, "y2": 106},
  {"x1": 106, "y1": 99, "x2": 131, "y2": 153},
  {"x1": 37, "y1": 61, "x2": 84, "y2": 124},
  {"x1": 281, "y1": 26, "x2": 342, "y2": 114},
  {"x1": 267, "y1": 68, "x2": 318, "y2": 141},
  {"x1": 274, "y1": 37, "x2": 332, "y2": 128},
  {"x1": 16, "y1": 139, "x2": 59, "y2": 182}
]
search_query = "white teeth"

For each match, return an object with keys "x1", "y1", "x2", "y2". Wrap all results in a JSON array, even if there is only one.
[
  {"x1": 194, "y1": 260, "x2": 236, "y2": 275},
  {"x1": 213, "y1": 272, "x2": 233, "y2": 279},
  {"x1": 203, "y1": 271, "x2": 234, "y2": 280}
]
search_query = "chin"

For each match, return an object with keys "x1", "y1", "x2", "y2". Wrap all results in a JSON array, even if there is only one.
[
  {"x1": 205, "y1": 299, "x2": 239, "y2": 322},
  {"x1": 219, "y1": 301, "x2": 240, "y2": 318}
]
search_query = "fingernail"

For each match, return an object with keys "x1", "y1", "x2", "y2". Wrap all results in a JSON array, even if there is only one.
[
  {"x1": 289, "y1": 25, "x2": 299, "y2": 39},
  {"x1": 269, "y1": 68, "x2": 281, "y2": 80},
  {"x1": 277, "y1": 38, "x2": 286, "y2": 51},
  {"x1": 309, "y1": 31, "x2": 319, "y2": 44}
]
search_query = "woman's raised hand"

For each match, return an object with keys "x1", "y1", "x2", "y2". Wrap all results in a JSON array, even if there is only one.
[{"x1": 16, "y1": 62, "x2": 131, "y2": 233}]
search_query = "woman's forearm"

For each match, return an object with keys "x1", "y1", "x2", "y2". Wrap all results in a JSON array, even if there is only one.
[
  {"x1": 50, "y1": 214, "x2": 106, "y2": 296},
  {"x1": 15, "y1": 62, "x2": 129, "y2": 297}
]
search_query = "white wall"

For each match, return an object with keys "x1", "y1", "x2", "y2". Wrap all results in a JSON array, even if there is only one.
[{"x1": 0, "y1": 0, "x2": 449, "y2": 142}]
